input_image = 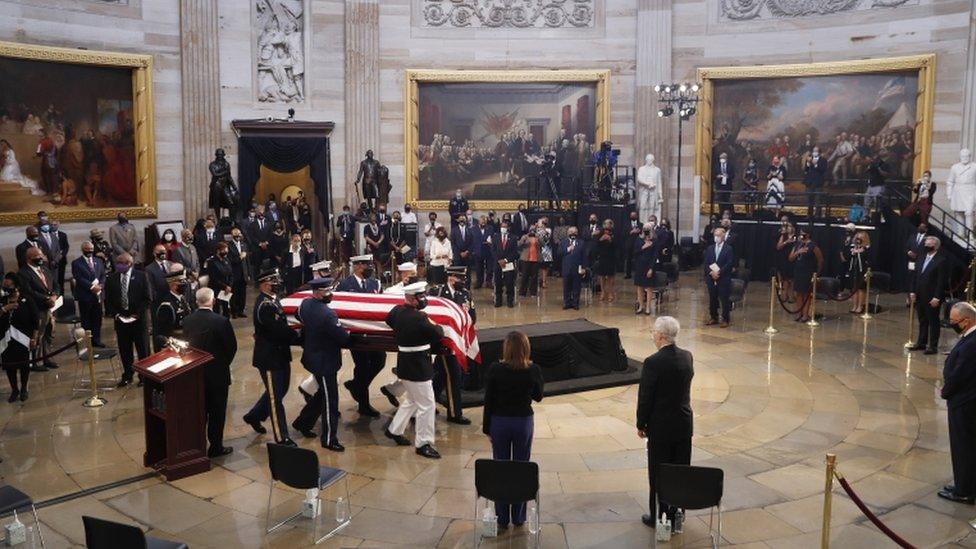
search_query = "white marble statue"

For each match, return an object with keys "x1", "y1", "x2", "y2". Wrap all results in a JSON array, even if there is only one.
[
  {"x1": 947, "y1": 148, "x2": 976, "y2": 238},
  {"x1": 636, "y1": 153, "x2": 662, "y2": 221},
  {"x1": 255, "y1": 0, "x2": 305, "y2": 103}
]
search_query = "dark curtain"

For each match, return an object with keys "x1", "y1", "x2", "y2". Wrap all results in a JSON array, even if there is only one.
[{"x1": 237, "y1": 136, "x2": 331, "y2": 230}]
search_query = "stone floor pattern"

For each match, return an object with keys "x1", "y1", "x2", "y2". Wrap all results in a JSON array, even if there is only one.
[{"x1": 1, "y1": 272, "x2": 975, "y2": 548}]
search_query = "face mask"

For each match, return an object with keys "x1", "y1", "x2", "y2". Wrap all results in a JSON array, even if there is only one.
[
  {"x1": 28, "y1": 235, "x2": 38, "y2": 242},
  {"x1": 320, "y1": 293, "x2": 333, "y2": 304},
  {"x1": 405, "y1": 207, "x2": 411, "y2": 212},
  {"x1": 455, "y1": 193, "x2": 462, "y2": 199},
  {"x1": 185, "y1": 237, "x2": 194, "y2": 244},
  {"x1": 118, "y1": 217, "x2": 127, "y2": 224},
  {"x1": 249, "y1": 214, "x2": 256, "y2": 220},
  {"x1": 363, "y1": 268, "x2": 374, "y2": 279},
  {"x1": 32, "y1": 257, "x2": 44, "y2": 266},
  {"x1": 116, "y1": 263, "x2": 130, "y2": 273},
  {"x1": 155, "y1": 252, "x2": 166, "y2": 260},
  {"x1": 163, "y1": 234, "x2": 173, "y2": 242},
  {"x1": 83, "y1": 250, "x2": 94, "y2": 258},
  {"x1": 40, "y1": 224, "x2": 50, "y2": 233},
  {"x1": 924, "y1": 245, "x2": 935, "y2": 252},
  {"x1": 714, "y1": 236, "x2": 722, "y2": 244},
  {"x1": 569, "y1": 234, "x2": 577, "y2": 240},
  {"x1": 590, "y1": 219, "x2": 597, "y2": 225},
  {"x1": 234, "y1": 236, "x2": 242, "y2": 241},
  {"x1": 379, "y1": 210, "x2": 386, "y2": 215},
  {"x1": 951, "y1": 321, "x2": 965, "y2": 335},
  {"x1": 218, "y1": 252, "x2": 228, "y2": 259},
  {"x1": 407, "y1": 276, "x2": 419, "y2": 285},
  {"x1": 416, "y1": 297, "x2": 428, "y2": 310},
  {"x1": 500, "y1": 228, "x2": 508, "y2": 235},
  {"x1": 643, "y1": 230, "x2": 652, "y2": 236},
  {"x1": 271, "y1": 282, "x2": 284, "y2": 295}
]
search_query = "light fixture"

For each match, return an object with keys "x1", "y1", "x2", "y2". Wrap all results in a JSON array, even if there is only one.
[
  {"x1": 691, "y1": 83, "x2": 700, "y2": 92},
  {"x1": 679, "y1": 83, "x2": 688, "y2": 92},
  {"x1": 654, "y1": 81, "x2": 702, "y2": 248},
  {"x1": 166, "y1": 337, "x2": 190, "y2": 355},
  {"x1": 654, "y1": 84, "x2": 661, "y2": 93},
  {"x1": 657, "y1": 109, "x2": 665, "y2": 118},
  {"x1": 664, "y1": 85, "x2": 671, "y2": 93}
]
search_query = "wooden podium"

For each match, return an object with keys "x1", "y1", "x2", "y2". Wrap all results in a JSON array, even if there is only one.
[{"x1": 133, "y1": 347, "x2": 213, "y2": 481}]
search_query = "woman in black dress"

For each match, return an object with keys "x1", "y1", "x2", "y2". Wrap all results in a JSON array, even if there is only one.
[
  {"x1": 596, "y1": 219, "x2": 617, "y2": 302},
  {"x1": 847, "y1": 231, "x2": 871, "y2": 314},
  {"x1": 206, "y1": 242, "x2": 233, "y2": 318},
  {"x1": 775, "y1": 218, "x2": 797, "y2": 301},
  {"x1": 364, "y1": 213, "x2": 389, "y2": 277},
  {"x1": 789, "y1": 228, "x2": 824, "y2": 322},
  {"x1": 633, "y1": 224, "x2": 660, "y2": 315},
  {"x1": 1, "y1": 273, "x2": 39, "y2": 403}
]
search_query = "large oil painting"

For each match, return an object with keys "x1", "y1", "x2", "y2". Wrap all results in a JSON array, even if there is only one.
[
  {"x1": 695, "y1": 55, "x2": 936, "y2": 213},
  {"x1": 0, "y1": 41, "x2": 156, "y2": 224},
  {"x1": 405, "y1": 70, "x2": 610, "y2": 209}
]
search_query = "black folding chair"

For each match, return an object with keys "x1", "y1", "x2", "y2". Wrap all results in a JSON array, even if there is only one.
[
  {"x1": 265, "y1": 442, "x2": 350, "y2": 545},
  {"x1": 0, "y1": 486, "x2": 44, "y2": 547},
  {"x1": 83, "y1": 515, "x2": 187, "y2": 549},
  {"x1": 474, "y1": 459, "x2": 540, "y2": 548},
  {"x1": 53, "y1": 294, "x2": 81, "y2": 326},
  {"x1": 729, "y1": 279, "x2": 746, "y2": 309},
  {"x1": 657, "y1": 464, "x2": 724, "y2": 548}
]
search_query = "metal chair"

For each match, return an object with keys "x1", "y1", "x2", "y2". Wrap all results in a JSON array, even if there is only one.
[
  {"x1": 82, "y1": 515, "x2": 186, "y2": 549},
  {"x1": 656, "y1": 464, "x2": 724, "y2": 548},
  {"x1": 729, "y1": 279, "x2": 746, "y2": 309},
  {"x1": 473, "y1": 459, "x2": 540, "y2": 548},
  {"x1": 0, "y1": 485, "x2": 44, "y2": 547},
  {"x1": 868, "y1": 271, "x2": 891, "y2": 312},
  {"x1": 652, "y1": 271, "x2": 671, "y2": 308},
  {"x1": 265, "y1": 442, "x2": 350, "y2": 545}
]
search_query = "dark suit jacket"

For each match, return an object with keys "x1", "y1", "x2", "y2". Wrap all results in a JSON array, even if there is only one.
[
  {"x1": 712, "y1": 160, "x2": 735, "y2": 189},
  {"x1": 194, "y1": 230, "x2": 222, "y2": 262},
  {"x1": 490, "y1": 233, "x2": 520, "y2": 266},
  {"x1": 104, "y1": 270, "x2": 150, "y2": 320},
  {"x1": 227, "y1": 240, "x2": 248, "y2": 281},
  {"x1": 145, "y1": 260, "x2": 171, "y2": 302},
  {"x1": 335, "y1": 275, "x2": 381, "y2": 294},
  {"x1": 803, "y1": 157, "x2": 828, "y2": 190},
  {"x1": 71, "y1": 256, "x2": 106, "y2": 304},
  {"x1": 512, "y1": 212, "x2": 530, "y2": 237},
  {"x1": 702, "y1": 242, "x2": 734, "y2": 285},
  {"x1": 450, "y1": 225, "x2": 475, "y2": 262},
  {"x1": 182, "y1": 308, "x2": 237, "y2": 386},
  {"x1": 299, "y1": 298, "x2": 351, "y2": 376},
  {"x1": 15, "y1": 240, "x2": 37, "y2": 270},
  {"x1": 18, "y1": 265, "x2": 56, "y2": 311},
  {"x1": 636, "y1": 344, "x2": 694, "y2": 441},
  {"x1": 943, "y1": 330, "x2": 976, "y2": 408},
  {"x1": 557, "y1": 238, "x2": 588, "y2": 277},
  {"x1": 913, "y1": 252, "x2": 947, "y2": 302}
]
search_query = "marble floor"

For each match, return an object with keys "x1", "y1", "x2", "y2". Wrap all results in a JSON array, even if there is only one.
[{"x1": 2, "y1": 272, "x2": 975, "y2": 548}]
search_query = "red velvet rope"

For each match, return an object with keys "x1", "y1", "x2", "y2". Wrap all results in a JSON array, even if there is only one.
[
  {"x1": 1, "y1": 341, "x2": 78, "y2": 367},
  {"x1": 775, "y1": 286, "x2": 810, "y2": 315},
  {"x1": 834, "y1": 475, "x2": 916, "y2": 549}
]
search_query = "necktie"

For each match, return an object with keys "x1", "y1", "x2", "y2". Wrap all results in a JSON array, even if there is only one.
[
  {"x1": 88, "y1": 258, "x2": 94, "y2": 271},
  {"x1": 359, "y1": 278, "x2": 365, "y2": 291},
  {"x1": 716, "y1": 244, "x2": 722, "y2": 258},
  {"x1": 121, "y1": 273, "x2": 129, "y2": 310},
  {"x1": 37, "y1": 268, "x2": 47, "y2": 289},
  {"x1": 461, "y1": 228, "x2": 465, "y2": 240},
  {"x1": 502, "y1": 236, "x2": 507, "y2": 249}
]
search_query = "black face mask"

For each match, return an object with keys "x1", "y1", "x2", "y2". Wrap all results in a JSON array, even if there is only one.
[
  {"x1": 951, "y1": 321, "x2": 965, "y2": 335},
  {"x1": 416, "y1": 297, "x2": 428, "y2": 310},
  {"x1": 31, "y1": 257, "x2": 44, "y2": 267},
  {"x1": 320, "y1": 293, "x2": 333, "y2": 304},
  {"x1": 83, "y1": 250, "x2": 94, "y2": 258},
  {"x1": 156, "y1": 252, "x2": 166, "y2": 260},
  {"x1": 218, "y1": 252, "x2": 228, "y2": 259},
  {"x1": 407, "y1": 276, "x2": 419, "y2": 285},
  {"x1": 924, "y1": 245, "x2": 935, "y2": 252},
  {"x1": 363, "y1": 268, "x2": 374, "y2": 279},
  {"x1": 270, "y1": 282, "x2": 284, "y2": 295}
]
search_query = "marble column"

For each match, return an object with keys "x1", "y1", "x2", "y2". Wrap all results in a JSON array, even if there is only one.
[
  {"x1": 634, "y1": 0, "x2": 673, "y2": 223},
  {"x1": 962, "y1": 0, "x2": 976, "y2": 151},
  {"x1": 345, "y1": 0, "x2": 381, "y2": 207},
  {"x1": 180, "y1": 0, "x2": 222, "y2": 223}
]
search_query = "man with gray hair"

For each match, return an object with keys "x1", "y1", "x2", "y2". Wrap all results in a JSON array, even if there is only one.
[
  {"x1": 908, "y1": 235, "x2": 947, "y2": 355},
  {"x1": 938, "y1": 301, "x2": 976, "y2": 504},
  {"x1": 636, "y1": 316, "x2": 694, "y2": 530}
]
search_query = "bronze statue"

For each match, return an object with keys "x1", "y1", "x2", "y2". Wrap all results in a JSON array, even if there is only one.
[
  {"x1": 356, "y1": 149, "x2": 385, "y2": 212},
  {"x1": 208, "y1": 148, "x2": 240, "y2": 219}
]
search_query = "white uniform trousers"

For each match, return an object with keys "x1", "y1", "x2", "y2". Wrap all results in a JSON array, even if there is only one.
[{"x1": 388, "y1": 379, "x2": 436, "y2": 447}]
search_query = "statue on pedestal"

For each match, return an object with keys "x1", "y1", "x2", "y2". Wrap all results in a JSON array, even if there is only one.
[
  {"x1": 636, "y1": 154, "x2": 662, "y2": 221},
  {"x1": 947, "y1": 148, "x2": 976, "y2": 240},
  {"x1": 355, "y1": 150, "x2": 389, "y2": 211},
  {"x1": 208, "y1": 148, "x2": 240, "y2": 220}
]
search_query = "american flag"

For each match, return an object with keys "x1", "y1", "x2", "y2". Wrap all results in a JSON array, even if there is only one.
[
  {"x1": 281, "y1": 291, "x2": 481, "y2": 367},
  {"x1": 874, "y1": 76, "x2": 906, "y2": 108}
]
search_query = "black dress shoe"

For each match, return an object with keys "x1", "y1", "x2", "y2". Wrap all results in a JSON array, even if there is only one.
[
  {"x1": 323, "y1": 441, "x2": 345, "y2": 452},
  {"x1": 244, "y1": 417, "x2": 267, "y2": 434},
  {"x1": 298, "y1": 387, "x2": 313, "y2": 403},
  {"x1": 907, "y1": 344, "x2": 926, "y2": 351},
  {"x1": 573, "y1": 305, "x2": 580, "y2": 310},
  {"x1": 343, "y1": 380, "x2": 360, "y2": 402},
  {"x1": 380, "y1": 386, "x2": 400, "y2": 408},
  {"x1": 292, "y1": 422, "x2": 317, "y2": 438},
  {"x1": 924, "y1": 348, "x2": 938, "y2": 355},
  {"x1": 207, "y1": 447, "x2": 233, "y2": 458},
  {"x1": 93, "y1": 342, "x2": 106, "y2": 348},
  {"x1": 944, "y1": 484, "x2": 956, "y2": 492},
  {"x1": 641, "y1": 514, "x2": 655, "y2": 528},
  {"x1": 358, "y1": 404, "x2": 381, "y2": 417},
  {"x1": 279, "y1": 438, "x2": 298, "y2": 447},
  {"x1": 116, "y1": 377, "x2": 132, "y2": 388},
  {"x1": 29, "y1": 365, "x2": 48, "y2": 373},
  {"x1": 44, "y1": 361, "x2": 58, "y2": 370},
  {"x1": 7, "y1": 391, "x2": 19, "y2": 403},
  {"x1": 507, "y1": 302, "x2": 514, "y2": 308},
  {"x1": 937, "y1": 488, "x2": 975, "y2": 504},
  {"x1": 19, "y1": 390, "x2": 27, "y2": 402},
  {"x1": 384, "y1": 429, "x2": 411, "y2": 446},
  {"x1": 447, "y1": 415, "x2": 472, "y2": 425},
  {"x1": 415, "y1": 444, "x2": 441, "y2": 459}
]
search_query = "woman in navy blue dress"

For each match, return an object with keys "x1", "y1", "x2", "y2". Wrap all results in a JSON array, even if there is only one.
[{"x1": 633, "y1": 224, "x2": 660, "y2": 316}]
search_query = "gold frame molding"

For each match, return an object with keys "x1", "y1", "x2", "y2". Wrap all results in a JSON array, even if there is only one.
[
  {"x1": 694, "y1": 54, "x2": 936, "y2": 215},
  {"x1": 0, "y1": 40, "x2": 157, "y2": 225},
  {"x1": 404, "y1": 69, "x2": 611, "y2": 211}
]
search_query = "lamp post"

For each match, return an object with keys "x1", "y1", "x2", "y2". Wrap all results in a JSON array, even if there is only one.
[{"x1": 656, "y1": 82, "x2": 701, "y2": 243}]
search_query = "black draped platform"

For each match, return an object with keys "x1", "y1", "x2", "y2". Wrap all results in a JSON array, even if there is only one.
[{"x1": 458, "y1": 319, "x2": 641, "y2": 408}]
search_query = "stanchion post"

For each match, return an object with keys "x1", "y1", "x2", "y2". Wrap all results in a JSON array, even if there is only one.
[
  {"x1": 904, "y1": 301, "x2": 914, "y2": 349},
  {"x1": 82, "y1": 330, "x2": 106, "y2": 408},
  {"x1": 860, "y1": 268, "x2": 873, "y2": 320},
  {"x1": 821, "y1": 453, "x2": 836, "y2": 549},
  {"x1": 265, "y1": 369, "x2": 282, "y2": 443},
  {"x1": 765, "y1": 275, "x2": 779, "y2": 335},
  {"x1": 807, "y1": 274, "x2": 820, "y2": 327}
]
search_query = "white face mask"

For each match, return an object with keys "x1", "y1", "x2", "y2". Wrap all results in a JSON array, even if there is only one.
[
  {"x1": 500, "y1": 228, "x2": 508, "y2": 235},
  {"x1": 714, "y1": 236, "x2": 722, "y2": 244}
]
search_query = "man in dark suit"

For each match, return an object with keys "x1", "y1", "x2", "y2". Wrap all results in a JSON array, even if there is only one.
[
  {"x1": 146, "y1": 244, "x2": 172, "y2": 302},
  {"x1": 939, "y1": 302, "x2": 976, "y2": 504},
  {"x1": 227, "y1": 227, "x2": 249, "y2": 318},
  {"x1": 48, "y1": 220, "x2": 69, "y2": 292},
  {"x1": 71, "y1": 241, "x2": 107, "y2": 347},
  {"x1": 512, "y1": 205, "x2": 530, "y2": 238},
  {"x1": 450, "y1": 214, "x2": 475, "y2": 274},
  {"x1": 623, "y1": 211, "x2": 641, "y2": 279},
  {"x1": 473, "y1": 216, "x2": 494, "y2": 289},
  {"x1": 557, "y1": 227, "x2": 587, "y2": 310},
  {"x1": 803, "y1": 147, "x2": 828, "y2": 218},
  {"x1": 703, "y1": 226, "x2": 734, "y2": 327},
  {"x1": 336, "y1": 255, "x2": 386, "y2": 417},
  {"x1": 15, "y1": 226, "x2": 41, "y2": 270},
  {"x1": 905, "y1": 222, "x2": 928, "y2": 284},
  {"x1": 104, "y1": 252, "x2": 150, "y2": 386},
  {"x1": 490, "y1": 220, "x2": 519, "y2": 308},
  {"x1": 194, "y1": 218, "x2": 221, "y2": 263},
  {"x1": 909, "y1": 235, "x2": 947, "y2": 355},
  {"x1": 712, "y1": 152, "x2": 735, "y2": 215},
  {"x1": 245, "y1": 206, "x2": 273, "y2": 284},
  {"x1": 637, "y1": 316, "x2": 694, "y2": 528},
  {"x1": 183, "y1": 287, "x2": 238, "y2": 457},
  {"x1": 18, "y1": 247, "x2": 60, "y2": 371},
  {"x1": 292, "y1": 278, "x2": 355, "y2": 452}
]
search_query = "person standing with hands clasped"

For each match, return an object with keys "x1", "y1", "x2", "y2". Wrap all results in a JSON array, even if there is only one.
[
  {"x1": 482, "y1": 331, "x2": 544, "y2": 530},
  {"x1": 703, "y1": 227, "x2": 733, "y2": 327},
  {"x1": 908, "y1": 236, "x2": 947, "y2": 355},
  {"x1": 938, "y1": 302, "x2": 976, "y2": 504},
  {"x1": 637, "y1": 316, "x2": 693, "y2": 530}
]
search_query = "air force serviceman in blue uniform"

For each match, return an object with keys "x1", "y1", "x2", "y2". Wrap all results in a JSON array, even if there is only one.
[{"x1": 336, "y1": 254, "x2": 386, "y2": 416}]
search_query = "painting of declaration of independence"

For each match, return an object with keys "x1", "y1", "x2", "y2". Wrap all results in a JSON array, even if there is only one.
[
  {"x1": 0, "y1": 56, "x2": 137, "y2": 215},
  {"x1": 416, "y1": 81, "x2": 598, "y2": 201},
  {"x1": 710, "y1": 71, "x2": 920, "y2": 197}
]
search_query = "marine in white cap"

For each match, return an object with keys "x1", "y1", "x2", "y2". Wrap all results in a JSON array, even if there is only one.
[{"x1": 384, "y1": 261, "x2": 419, "y2": 295}]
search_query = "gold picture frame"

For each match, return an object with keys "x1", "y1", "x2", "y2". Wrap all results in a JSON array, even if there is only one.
[
  {"x1": 404, "y1": 69, "x2": 611, "y2": 211},
  {"x1": 0, "y1": 40, "x2": 157, "y2": 225},
  {"x1": 694, "y1": 54, "x2": 936, "y2": 215}
]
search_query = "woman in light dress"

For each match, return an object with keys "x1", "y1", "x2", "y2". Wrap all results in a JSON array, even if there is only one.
[{"x1": 0, "y1": 139, "x2": 44, "y2": 196}]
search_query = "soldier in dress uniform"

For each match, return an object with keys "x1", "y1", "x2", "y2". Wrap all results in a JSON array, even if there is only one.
[
  {"x1": 428, "y1": 266, "x2": 473, "y2": 424},
  {"x1": 292, "y1": 278, "x2": 358, "y2": 452},
  {"x1": 383, "y1": 261, "x2": 418, "y2": 295},
  {"x1": 383, "y1": 282, "x2": 444, "y2": 459},
  {"x1": 152, "y1": 266, "x2": 190, "y2": 351},
  {"x1": 336, "y1": 254, "x2": 386, "y2": 417},
  {"x1": 242, "y1": 265, "x2": 298, "y2": 446}
]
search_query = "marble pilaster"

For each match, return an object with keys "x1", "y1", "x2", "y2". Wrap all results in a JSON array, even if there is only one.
[
  {"x1": 344, "y1": 0, "x2": 381, "y2": 207},
  {"x1": 635, "y1": 0, "x2": 673, "y2": 222}
]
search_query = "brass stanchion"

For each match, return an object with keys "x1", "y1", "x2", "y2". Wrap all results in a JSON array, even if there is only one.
[
  {"x1": 764, "y1": 275, "x2": 779, "y2": 335},
  {"x1": 821, "y1": 453, "x2": 837, "y2": 549},
  {"x1": 82, "y1": 330, "x2": 106, "y2": 408},
  {"x1": 807, "y1": 274, "x2": 820, "y2": 327},
  {"x1": 265, "y1": 370, "x2": 282, "y2": 443},
  {"x1": 860, "y1": 268, "x2": 873, "y2": 320},
  {"x1": 904, "y1": 301, "x2": 914, "y2": 349}
]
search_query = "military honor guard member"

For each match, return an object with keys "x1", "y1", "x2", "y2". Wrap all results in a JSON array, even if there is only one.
[
  {"x1": 384, "y1": 282, "x2": 445, "y2": 459},
  {"x1": 292, "y1": 278, "x2": 357, "y2": 452},
  {"x1": 152, "y1": 265, "x2": 190, "y2": 351},
  {"x1": 428, "y1": 266, "x2": 473, "y2": 424},
  {"x1": 336, "y1": 254, "x2": 386, "y2": 417},
  {"x1": 242, "y1": 265, "x2": 299, "y2": 446},
  {"x1": 297, "y1": 259, "x2": 335, "y2": 401},
  {"x1": 384, "y1": 261, "x2": 419, "y2": 295}
]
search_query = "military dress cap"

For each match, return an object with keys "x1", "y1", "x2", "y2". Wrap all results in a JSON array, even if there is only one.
[
  {"x1": 164, "y1": 269, "x2": 186, "y2": 282},
  {"x1": 310, "y1": 260, "x2": 332, "y2": 272},
  {"x1": 403, "y1": 281, "x2": 428, "y2": 295},
  {"x1": 398, "y1": 261, "x2": 417, "y2": 272},
  {"x1": 308, "y1": 277, "x2": 334, "y2": 289},
  {"x1": 89, "y1": 228, "x2": 103, "y2": 238},
  {"x1": 350, "y1": 254, "x2": 373, "y2": 263},
  {"x1": 446, "y1": 266, "x2": 467, "y2": 277},
  {"x1": 257, "y1": 266, "x2": 281, "y2": 282}
]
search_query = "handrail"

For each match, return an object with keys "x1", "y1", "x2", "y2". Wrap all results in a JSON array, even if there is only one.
[{"x1": 886, "y1": 187, "x2": 975, "y2": 253}]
